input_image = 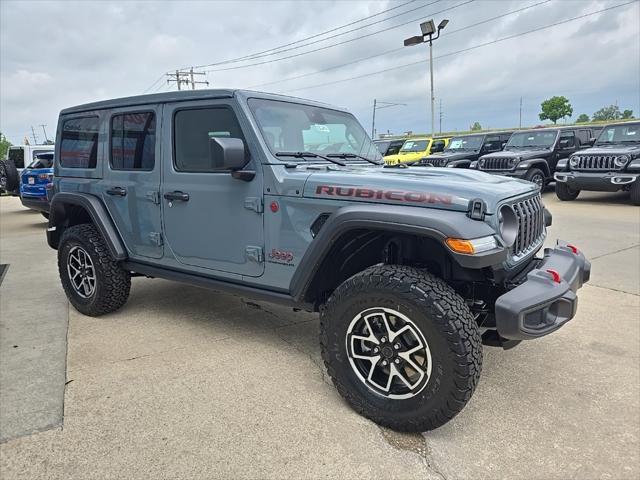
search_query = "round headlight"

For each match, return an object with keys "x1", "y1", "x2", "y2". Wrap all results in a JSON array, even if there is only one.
[
  {"x1": 498, "y1": 204, "x2": 518, "y2": 247},
  {"x1": 479, "y1": 158, "x2": 485, "y2": 168},
  {"x1": 509, "y1": 158, "x2": 518, "y2": 166},
  {"x1": 569, "y1": 155, "x2": 579, "y2": 167},
  {"x1": 615, "y1": 155, "x2": 630, "y2": 167}
]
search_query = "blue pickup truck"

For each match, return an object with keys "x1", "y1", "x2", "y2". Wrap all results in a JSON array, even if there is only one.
[{"x1": 20, "y1": 152, "x2": 54, "y2": 218}]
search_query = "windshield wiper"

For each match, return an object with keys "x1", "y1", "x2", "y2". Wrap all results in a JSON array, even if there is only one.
[
  {"x1": 326, "y1": 153, "x2": 382, "y2": 165},
  {"x1": 275, "y1": 151, "x2": 346, "y2": 166}
]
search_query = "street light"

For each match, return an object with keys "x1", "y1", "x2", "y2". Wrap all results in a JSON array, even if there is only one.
[{"x1": 404, "y1": 18, "x2": 449, "y2": 137}]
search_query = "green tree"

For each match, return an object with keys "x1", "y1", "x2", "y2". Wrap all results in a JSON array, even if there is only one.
[
  {"x1": 622, "y1": 109, "x2": 634, "y2": 119},
  {"x1": 0, "y1": 133, "x2": 11, "y2": 159},
  {"x1": 592, "y1": 105, "x2": 621, "y2": 122},
  {"x1": 539, "y1": 96, "x2": 573, "y2": 124},
  {"x1": 576, "y1": 114, "x2": 590, "y2": 123},
  {"x1": 470, "y1": 122, "x2": 482, "y2": 131}
]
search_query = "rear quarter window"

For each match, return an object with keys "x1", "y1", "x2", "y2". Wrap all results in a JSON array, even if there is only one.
[{"x1": 60, "y1": 117, "x2": 99, "y2": 168}]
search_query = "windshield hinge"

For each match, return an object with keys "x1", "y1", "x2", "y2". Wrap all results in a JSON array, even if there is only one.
[
  {"x1": 244, "y1": 197, "x2": 263, "y2": 213},
  {"x1": 467, "y1": 198, "x2": 487, "y2": 221},
  {"x1": 245, "y1": 246, "x2": 264, "y2": 263},
  {"x1": 146, "y1": 191, "x2": 160, "y2": 205},
  {"x1": 149, "y1": 232, "x2": 163, "y2": 246}
]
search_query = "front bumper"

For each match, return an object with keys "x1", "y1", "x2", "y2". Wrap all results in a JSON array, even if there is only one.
[
  {"x1": 495, "y1": 241, "x2": 590, "y2": 340},
  {"x1": 554, "y1": 171, "x2": 638, "y2": 192},
  {"x1": 478, "y1": 169, "x2": 526, "y2": 179}
]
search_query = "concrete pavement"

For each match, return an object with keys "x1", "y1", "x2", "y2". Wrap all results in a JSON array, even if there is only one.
[{"x1": 0, "y1": 190, "x2": 638, "y2": 479}]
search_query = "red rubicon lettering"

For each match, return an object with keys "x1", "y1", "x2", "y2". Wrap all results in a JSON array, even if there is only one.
[
  {"x1": 428, "y1": 194, "x2": 453, "y2": 205},
  {"x1": 355, "y1": 188, "x2": 375, "y2": 198},
  {"x1": 316, "y1": 185, "x2": 334, "y2": 195},
  {"x1": 336, "y1": 187, "x2": 355, "y2": 196},
  {"x1": 384, "y1": 191, "x2": 404, "y2": 201}
]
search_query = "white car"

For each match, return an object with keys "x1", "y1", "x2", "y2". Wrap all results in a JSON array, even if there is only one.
[{"x1": 0, "y1": 144, "x2": 55, "y2": 195}]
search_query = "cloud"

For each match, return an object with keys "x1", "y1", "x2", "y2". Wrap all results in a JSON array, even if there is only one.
[{"x1": 0, "y1": 0, "x2": 638, "y2": 143}]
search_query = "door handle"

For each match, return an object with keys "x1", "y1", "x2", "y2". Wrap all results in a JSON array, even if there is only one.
[
  {"x1": 106, "y1": 187, "x2": 127, "y2": 197},
  {"x1": 163, "y1": 191, "x2": 190, "y2": 202}
]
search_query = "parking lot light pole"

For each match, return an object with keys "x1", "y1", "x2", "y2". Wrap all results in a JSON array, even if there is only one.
[{"x1": 404, "y1": 19, "x2": 448, "y2": 138}]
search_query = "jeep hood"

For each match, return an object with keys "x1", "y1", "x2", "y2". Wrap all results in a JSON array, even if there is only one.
[
  {"x1": 482, "y1": 149, "x2": 552, "y2": 160},
  {"x1": 302, "y1": 166, "x2": 538, "y2": 214},
  {"x1": 576, "y1": 144, "x2": 640, "y2": 155},
  {"x1": 424, "y1": 151, "x2": 478, "y2": 161}
]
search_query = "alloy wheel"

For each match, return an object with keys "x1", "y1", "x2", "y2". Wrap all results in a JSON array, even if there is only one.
[
  {"x1": 67, "y1": 246, "x2": 97, "y2": 298},
  {"x1": 345, "y1": 307, "x2": 432, "y2": 400}
]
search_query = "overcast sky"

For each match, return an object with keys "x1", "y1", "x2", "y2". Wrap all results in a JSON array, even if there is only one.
[{"x1": 1, "y1": 0, "x2": 638, "y2": 144}]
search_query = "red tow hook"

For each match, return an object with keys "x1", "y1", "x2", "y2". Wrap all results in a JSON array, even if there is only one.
[
  {"x1": 567, "y1": 244, "x2": 579, "y2": 254},
  {"x1": 546, "y1": 269, "x2": 561, "y2": 284}
]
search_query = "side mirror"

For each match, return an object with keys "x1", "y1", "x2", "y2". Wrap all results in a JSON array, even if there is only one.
[
  {"x1": 209, "y1": 137, "x2": 247, "y2": 171},
  {"x1": 501, "y1": 141, "x2": 507, "y2": 149},
  {"x1": 559, "y1": 139, "x2": 570, "y2": 149},
  {"x1": 586, "y1": 137, "x2": 596, "y2": 146}
]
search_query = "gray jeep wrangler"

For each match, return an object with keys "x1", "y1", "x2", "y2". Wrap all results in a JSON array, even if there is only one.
[{"x1": 47, "y1": 90, "x2": 590, "y2": 432}]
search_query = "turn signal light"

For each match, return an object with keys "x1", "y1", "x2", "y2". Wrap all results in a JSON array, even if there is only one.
[
  {"x1": 567, "y1": 244, "x2": 579, "y2": 254},
  {"x1": 446, "y1": 238, "x2": 475, "y2": 254},
  {"x1": 546, "y1": 269, "x2": 561, "y2": 283}
]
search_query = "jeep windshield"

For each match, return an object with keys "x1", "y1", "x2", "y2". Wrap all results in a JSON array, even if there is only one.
[
  {"x1": 400, "y1": 140, "x2": 428, "y2": 152},
  {"x1": 445, "y1": 135, "x2": 483, "y2": 151},
  {"x1": 595, "y1": 123, "x2": 640, "y2": 145},
  {"x1": 506, "y1": 130, "x2": 557, "y2": 149},
  {"x1": 248, "y1": 98, "x2": 382, "y2": 164}
]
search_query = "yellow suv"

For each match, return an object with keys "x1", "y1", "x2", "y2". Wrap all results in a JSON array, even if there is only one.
[{"x1": 384, "y1": 137, "x2": 450, "y2": 165}]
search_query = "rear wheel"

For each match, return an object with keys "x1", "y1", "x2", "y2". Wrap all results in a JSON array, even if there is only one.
[
  {"x1": 630, "y1": 179, "x2": 640, "y2": 206},
  {"x1": 555, "y1": 182, "x2": 580, "y2": 201},
  {"x1": 58, "y1": 223, "x2": 131, "y2": 316},
  {"x1": 320, "y1": 265, "x2": 482, "y2": 432},
  {"x1": 524, "y1": 168, "x2": 546, "y2": 190}
]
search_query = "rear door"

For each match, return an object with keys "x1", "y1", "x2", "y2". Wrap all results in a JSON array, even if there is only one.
[
  {"x1": 161, "y1": 100, "x2": 264, "y2": 277},
  {"x1": 101, "y1": 106, "x2": 163, "y2": 259}
]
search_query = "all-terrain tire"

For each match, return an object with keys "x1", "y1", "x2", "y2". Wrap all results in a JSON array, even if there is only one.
[
  {"x1": 58, "y1": 223, "x2": 131, "y2": 316},
  {"x1": 524, "y1": 168, "x2": 546, "y2": 190},
  {"x1": 0, "y1": 160, "x2": 18, "y2": 193},
  {"x1": 630, "y1": 179, "x2": 640, "y2": 206},
  {"x1": 555, "y1": 182, "x2": 580, "y2": 201},
  {"x1": 320, "y1": 264, "x2": 482, "y2": 432}
]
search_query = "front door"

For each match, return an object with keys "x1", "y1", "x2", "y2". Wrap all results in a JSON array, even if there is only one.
[
  {"x1": 161, "y1": 101, "x2": 264, "y2": 277},
  {"x1": 101, "y1": 106, "x2": 163, "y2": 259}
]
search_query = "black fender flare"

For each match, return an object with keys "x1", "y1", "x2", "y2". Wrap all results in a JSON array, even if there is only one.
[
  {"x1": 447, "y1": 159, "x2": 473, "y2": 168},
  {"x1": 518, "y1": 159, "x2": 551, "y2": 177},
  {"x1": 289, "y1": 204, "x2": 507, "y2": 302},
  {"x1": 48, "y1": 192, "x2": 127, "y2": 261}
]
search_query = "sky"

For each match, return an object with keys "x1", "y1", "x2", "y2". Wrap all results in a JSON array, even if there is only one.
[{"x1": 1, "y1": 0, "x2": 639, "y2": 145}]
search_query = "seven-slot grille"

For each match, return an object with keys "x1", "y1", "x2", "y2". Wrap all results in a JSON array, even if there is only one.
[
  {"x1": 571, "y1": 155, "x2": 620, "y2": 171},
  {"x1": 480, "y1": 157, "x2": 514, "y2": 170},
  {"x1": 423, "y1": 157, "x2": 448, "y2": 167},
  {"x1": 510, "y1": 194, "x2": 545, "y2": 259}
]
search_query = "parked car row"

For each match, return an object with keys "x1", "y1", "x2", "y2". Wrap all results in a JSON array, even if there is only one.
[{"x1": 376, "y1": 123, "x2": 639, "y2": 205}]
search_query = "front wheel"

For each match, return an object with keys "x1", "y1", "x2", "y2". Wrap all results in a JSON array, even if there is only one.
[
  {"x1": 58, "y1": 223, "x2": 131, "y2": 316},
  {"x1": 555, "y1": 182, "x2": 580, "y2": 201},
  {"x1": 630, "y1": 179, "x2": 640, "y2": 206},
  {"x1": 320, "y1": 265, "x2": 482, "y2": 432},
  {"x1": 524, "y1": 168, "x2": 546, "y2": 190}
]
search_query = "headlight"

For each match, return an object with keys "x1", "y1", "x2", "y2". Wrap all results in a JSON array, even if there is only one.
[
  {"x1": 509, "y1": 158, "x2": 519, "y2": 167},
  {"x1": 498, "y1": 204, "x2": 518, "y2": 247},
  {"x1": 446, "y1": 235, "x2": 498, "y2": 255},
  {"x1": 478, "y1": 159, "x2": 485, "y2": 168},
  {"x1": 615, "y1": 155, "x2": 630, "y2": 167},
  {"x1": 569, "y1": 155, "x2": 579, "y2": 167}
]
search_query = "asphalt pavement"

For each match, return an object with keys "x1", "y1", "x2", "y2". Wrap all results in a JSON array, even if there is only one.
[{"x1": 0, "y1": 189, "x2": 638, "y2": 480}]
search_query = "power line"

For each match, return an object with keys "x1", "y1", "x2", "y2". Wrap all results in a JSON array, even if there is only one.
[
  {"x1": 188, "y1": 0, "x2": 423, "y2": 69},
  {"x1": 143, "y1": 73, "x2": 167, "y2": 94},
  {"x1": 284, "y1": 1, "x2": 637, "y2": 94},
  {"x1": 202, "y1": 0, "x2": 472, "y2": 73},
  {"x1": 246, "y1": 0, "x2": 550, "y2": 90},
  {"x1": 166, "y1": 68, "x2": 209, "y2": 91}
]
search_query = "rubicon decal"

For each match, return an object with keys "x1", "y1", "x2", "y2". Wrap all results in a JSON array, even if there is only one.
[{"x1": 315, "y1": 185, "x2": 453, "y2": 205}]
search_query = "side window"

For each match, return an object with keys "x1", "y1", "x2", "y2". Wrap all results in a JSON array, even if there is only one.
[
  {"x1": 8, "y1": 148, "x2": 25, "y2": 168},
  {"x1": 60, "y1": 117, "x2": 99, "y2": 168},
  {"x1": 576, "y1": 129, "x2": 590, "y2": 145},
  {"x1": 431, "y1": 140, "x2": 445, "y2": 153},
  {"x1": 483, "y1": 136, "x2": 501, "y2": 152},
  {"x1": 111, "y1": 112, "x2": 156, "y2": 170},
  {"x1": 559, "y1": 131, "x2": 576, "y2": 149},
  {"x1": 387, "y1": 142, "x2": 402, "y2": 156},
  {"x1": 174, "y1": 107, "x2": 245, "y2": 172}
]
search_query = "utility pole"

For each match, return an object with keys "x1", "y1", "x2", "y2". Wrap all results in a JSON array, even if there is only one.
[
  {"x1": 439, "y1": 98, "x2": 443, "y2": 134},
  {"x1": 167, "y1": 68, "x2": 209, "y2": 91},
  {"x1": 30, "y1": 126, "x2": 39, "y2": 145},
  {"x1": 40, "y1": 124, "x2": 49, "y2": 143},
  {"x1": 519, "y1": 97, "x2": 523, "y2": 129},
  {"x1": 371, "y1": 99, "x2": 406, "y2": 139}
]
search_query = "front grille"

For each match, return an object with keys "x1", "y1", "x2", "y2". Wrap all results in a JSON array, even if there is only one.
[
  {"x1": 423, "y1": 157, "x2": 448, "y2": 167},
  {"x1": 480, "y1": 157, "x2": 514, "y2": 170},
  {"x1": 511, "y1": 194, "x2": 545, "y2": 260},
  {"x1": 571, "y1": 155, "x2": 620, "y2": 171}
]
